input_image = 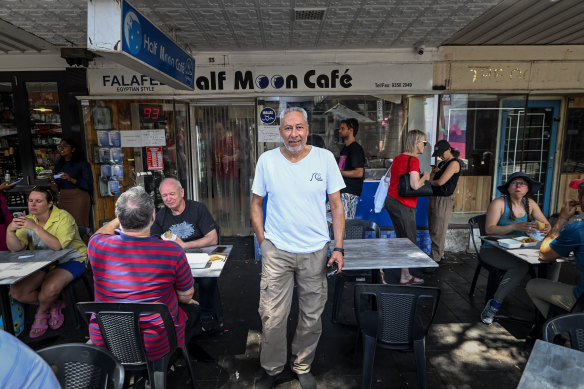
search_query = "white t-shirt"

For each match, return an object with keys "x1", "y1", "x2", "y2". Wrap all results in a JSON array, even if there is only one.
[{"x1": 252, "y1": 146, "x2": 345, "y2": 253}]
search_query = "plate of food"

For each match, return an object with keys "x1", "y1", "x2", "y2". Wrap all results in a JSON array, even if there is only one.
[
  {"x1": 186, "y1": 253, "x2": 209, "y2": 268},
  {"x1": 497, "y1": 239, "x2": 523, "y2": 249},
  {"x1": 512, "y1": 236, "x2": 539, "y2": 247},
  {"x1": 161, "y1": 231, "x2": 177, "y2": 241}
]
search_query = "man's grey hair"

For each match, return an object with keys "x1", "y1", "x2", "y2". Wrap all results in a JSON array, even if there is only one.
[
  {"x1": 402, "y1": 129, "x2": 428, "y2": 154},
  {"x1": 279, "y1": 107, "x2": 308, "y2": 123},
  {"x1": 159, "y1": 177, "x2": 182, "y2": 192},
  {"x1": 115, "y1": 186, "x2": 155, "y2": 232}
]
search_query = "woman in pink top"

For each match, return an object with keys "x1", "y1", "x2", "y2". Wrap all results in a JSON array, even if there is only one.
[{"x1": 384, "y1": 129, "x2": 430, "y2": 284}]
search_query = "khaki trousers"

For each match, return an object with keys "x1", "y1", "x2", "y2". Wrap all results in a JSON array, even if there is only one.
[
  {"x1": 428, "y1": 195, "x2": 454, "y2": 262},
  {"x1": 526, "y1": 278, "x2": 577, "y2": 317},
  {"x1": 258, "y1": 240, "x2": 328, "y2": 375}
]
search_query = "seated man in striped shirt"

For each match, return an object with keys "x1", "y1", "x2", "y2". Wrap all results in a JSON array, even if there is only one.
[{"x1": 87, "y1": 186, "x2": 199, "y2": 360}]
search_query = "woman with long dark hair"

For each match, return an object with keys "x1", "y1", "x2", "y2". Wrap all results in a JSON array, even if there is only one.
[
  {"x1": 480, "y1": 172, "x2": 551, "y2": 324},
  {"x1": 427, "y1": 140, "x2": 462, "y2": 264},
  {"x1": 6, "y1": 186, "x2": 87, "y2": 338},
  {"x1": 54, "y1": 139, "x2": 93, "y2": 228},
  {"x1": 384, "y1": 129, "x2": 430, "y2": 285}
]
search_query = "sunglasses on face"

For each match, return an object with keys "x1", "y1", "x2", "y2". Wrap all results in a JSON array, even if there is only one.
[{"x1": 418, "y1": 140, "x2": 428, "y2": 146}]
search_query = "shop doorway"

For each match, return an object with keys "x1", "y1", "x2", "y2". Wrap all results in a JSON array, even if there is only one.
[
  {"x1": 191, "y1": 102, "x2": 255, "y2": 236},
  {"x1": 497, "y1": 100, "x2": 560, "y2": 216}
]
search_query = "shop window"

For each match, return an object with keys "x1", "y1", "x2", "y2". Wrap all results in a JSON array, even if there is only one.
[
  {"x1": 26, "y1": 82, "x2": 62, "y2": 180},
  {"x1": 80, "y1": 99, "x2": 188, "y2": 226},
  {"x1": 563, "y1": 100, "x2": 584, "y2": 173},
  {"x1": 438, "y1": 95, "x2": 503, "y2": 176}
]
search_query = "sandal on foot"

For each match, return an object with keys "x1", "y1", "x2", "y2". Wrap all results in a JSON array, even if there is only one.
[
  {"x1": 400, "y1": 276, "x2": 424, "y2": 285},
  {"x1": 30, "y1": 313, "x2": 50, "y2": 338},
  {"x1": 48, "y1": 300, "x2": 66, "y2": 330}
]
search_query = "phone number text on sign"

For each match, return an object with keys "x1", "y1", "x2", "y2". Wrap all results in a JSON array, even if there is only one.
[{"x1": 375, "y1": 82, "x2": 413, "y2": 88}]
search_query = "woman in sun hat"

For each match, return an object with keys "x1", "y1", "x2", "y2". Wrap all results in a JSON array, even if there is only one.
[{"x1": 479, "y1": 172, "x2": 551, "y2": 325}]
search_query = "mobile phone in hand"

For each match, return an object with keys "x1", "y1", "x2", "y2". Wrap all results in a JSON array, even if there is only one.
[{"x1": 8, "y1": 178, "x2": 23, "y2": 185}]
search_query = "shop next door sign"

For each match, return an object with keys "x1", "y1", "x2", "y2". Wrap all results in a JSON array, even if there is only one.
[{"x1": 87, "y1": 0, "x2": 194, "y2": 90}]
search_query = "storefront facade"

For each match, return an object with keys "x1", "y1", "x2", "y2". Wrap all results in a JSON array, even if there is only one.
[
  {"x1": 83, "y1": 55, "x2": 436, "y2": 235},
  {"x1": 79, "y1": 46, "x2": 583, "y2": 236}
]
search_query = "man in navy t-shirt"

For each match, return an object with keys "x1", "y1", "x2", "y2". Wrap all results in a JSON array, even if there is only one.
[{"x1": 527, "y1": 178, "x2": 584, "y2": 317}]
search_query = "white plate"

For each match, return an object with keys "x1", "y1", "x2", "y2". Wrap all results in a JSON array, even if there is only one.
[
  {"x1": 512, "y1": 236, "x2": 539, "y2": 247},
  {"x1": 161, "y1": 233, "x2": 177, "y2": 241},
  {"x1": 186, "y1": 253, "x2": 209, "y2": 269},
  {"x1": 498, "y1": 239, "x2": 522, "y2": 249}
]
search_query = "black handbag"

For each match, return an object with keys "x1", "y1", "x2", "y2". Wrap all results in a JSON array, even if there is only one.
[{"x1": 397, "y1": 156, "x2": 433, "y2": 197}]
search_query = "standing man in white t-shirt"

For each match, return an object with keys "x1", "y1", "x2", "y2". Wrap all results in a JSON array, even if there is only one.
[{"x1": 251, "y1": 107, "x2": 346, "y2": 389}]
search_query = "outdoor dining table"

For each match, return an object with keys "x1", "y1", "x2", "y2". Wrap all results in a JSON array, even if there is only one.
[
  {"x1": 185, "y1": 244, "x2": 233, "y2": 325},
  {"x1": 334, "y1": 237, "x2": 438, "y2": 271},
  {"x1": 517, "y1": 339, "x2": 584, "y2": 389},
  {"x1": 0, "y1": 249, "x2": 75, "y2": 335},
  {"x1": 187, "y1": 244, "x2": 233, "y2": 278},
  {"x1": 480, "y1": 236, "x2": 572, "y2": 280}
]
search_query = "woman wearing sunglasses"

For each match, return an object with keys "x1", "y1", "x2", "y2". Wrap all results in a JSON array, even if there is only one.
[
  {"x1": 383, "y1": 129, "x2": 430, "y2": 285},
  {"x1": 480, "y1": 172, "x2": 551, "y2": 325},
  {"x1": 6, "y1": 186, "x2": 87, "y2": 338}
]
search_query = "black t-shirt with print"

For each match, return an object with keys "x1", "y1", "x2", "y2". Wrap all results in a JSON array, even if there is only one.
[{"x1": 151, "y1": 200, "x2": 217, "y2": 242}]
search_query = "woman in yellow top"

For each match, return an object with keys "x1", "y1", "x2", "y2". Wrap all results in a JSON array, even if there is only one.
[{"x1": 6, "y1": 186, "x2": 87, "y2": 338}]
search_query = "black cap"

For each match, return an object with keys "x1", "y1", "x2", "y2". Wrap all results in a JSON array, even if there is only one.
[
  {"x1": 497, "y1": 172, "x2": 542, "y2": 196},
  {"x1": 432, "y1": 140, "x2": 451, "y2": 157}
]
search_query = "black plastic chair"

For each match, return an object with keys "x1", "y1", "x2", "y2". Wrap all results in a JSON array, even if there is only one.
[
  {"x1": 468, "y1": 214, "x2": 505, "y2": 302},
  {"x1": 62, "y1": 227, "x2": 95, "y2": 330},
  {"x1": 543, "y1": 312, "x2": 584, "y2": 351},
  {"x1": 77, "y1": 302, "x2": 197, "y2": 389},
  {"x1": 37, "y1": 343, "x2": 125, "y2": 389},
  {"x1": 331, "y1": 219, "x2": 380, "y2": 324},
  {"x1": 354, "y1": 284, "x2": 440, "y2": 389}
]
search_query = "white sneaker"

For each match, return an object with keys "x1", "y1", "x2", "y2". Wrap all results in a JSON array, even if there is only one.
[{"x1": 481, "y1": 299, "x2": 499, "y2": 325}]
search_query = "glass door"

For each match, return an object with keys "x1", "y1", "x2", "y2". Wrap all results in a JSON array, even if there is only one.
[
  {"x1": 26, "y1": 82, "x2": 62, "y2": 180},
  {"x1": 191, "y1": 102, "x2": 255, "y2": 236},
  {"x1": 498, "y1": 100, "x2": 560, "y2": 215},
  {"x1": 0, "y1": 82, "x2": 19, "y2": 180}
]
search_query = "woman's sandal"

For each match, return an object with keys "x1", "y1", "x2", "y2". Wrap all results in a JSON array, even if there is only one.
[
  {"x1": 48, "y1": 300, "x2": 66, "y2": 330},
  {"x1": 399, "y1": 276, "x2": 425, "y2": 285},
  {"x1": 29, "y1": 313, "x2": 50, "y2": 338}
]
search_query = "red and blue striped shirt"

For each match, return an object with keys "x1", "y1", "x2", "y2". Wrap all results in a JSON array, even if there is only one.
[{"x1": 88, "y1": 232, "x2": 194, "y2": 360}]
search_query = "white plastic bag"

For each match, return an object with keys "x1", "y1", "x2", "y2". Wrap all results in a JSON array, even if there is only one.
[{"x1": 373, "y1": 168, "x2": 391, "y2": 213}]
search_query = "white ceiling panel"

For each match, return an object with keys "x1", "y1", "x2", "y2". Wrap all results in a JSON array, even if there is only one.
[{"x1": 0, "y1": 0, "x2": 582, "y2": 55}]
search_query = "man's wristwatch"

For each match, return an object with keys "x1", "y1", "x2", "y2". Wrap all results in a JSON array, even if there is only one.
[{"x1": 333, "y1": 247, "x2": 344, "y2": 255}]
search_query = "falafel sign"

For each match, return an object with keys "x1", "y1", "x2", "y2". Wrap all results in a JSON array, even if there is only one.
[
  {"x1": 88, "y1": 63, "x2": 433, "y2": 95},
  {"x1": 87, "y1": 0, "x2": 194, "y2": 90}
]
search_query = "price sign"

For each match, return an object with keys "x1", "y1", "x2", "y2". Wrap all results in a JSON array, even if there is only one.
[{"x1": 146, "y1": 147, "x2": 164, "y2": 170}]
